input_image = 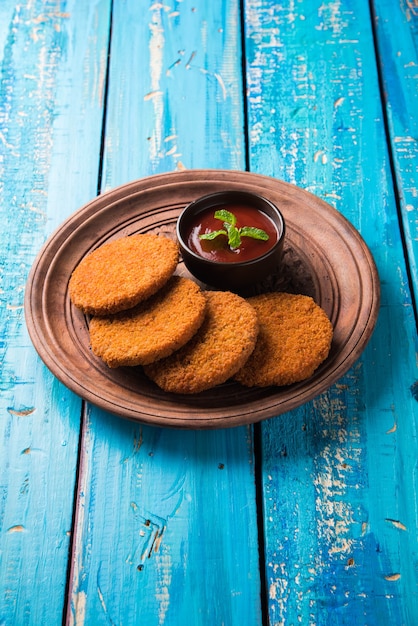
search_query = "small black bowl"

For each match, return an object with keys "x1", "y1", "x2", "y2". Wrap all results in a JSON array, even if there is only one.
[{"x1": 177, "y1": 190, "x2": 286, "y2": 292}]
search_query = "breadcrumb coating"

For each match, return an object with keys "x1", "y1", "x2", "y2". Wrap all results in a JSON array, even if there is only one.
[
  {"x1": 143, "y1": 290, "x2": 259, "y2": 394},
  {"x1": 89, "y1": 276, "x2": 206, "y2": 367},
  {"x1": 234, "y1": 292, "x2": 333, "y2": 387},
  {"x1": 69, "y1": 234, "x2": 179, "y2": 315}
]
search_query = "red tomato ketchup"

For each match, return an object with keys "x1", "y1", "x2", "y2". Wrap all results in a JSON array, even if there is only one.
[{"x1": 187, "y1": 204, "x2": 279, "y2": 263}]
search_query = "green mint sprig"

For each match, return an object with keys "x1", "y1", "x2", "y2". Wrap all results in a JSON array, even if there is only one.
[{"x1": 199, "y1": 209, "x2": 269, "y2": 250}]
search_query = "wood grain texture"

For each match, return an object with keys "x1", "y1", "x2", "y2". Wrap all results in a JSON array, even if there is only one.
[
  {"x1": 2, "y1": 0, "x2": 417, "y2": 624},
  {"x1": 101, "y1": 0, "x2": 245, "y2": 187},
  {"x1": 244, "y1": 0, "x2": 418, "y2": 624},
  {"x1": 66, "y1": 1, "x2": 263, "y2": 625},
  {"x1": 372, "y1": 0, "x2": 418, "y2": 304},
  {"x1": 70, "y1": 413, "x2": 260, "y2": 625},
  {"x1": 0, "y1": 1, "x2": 111, "y2": 624}
]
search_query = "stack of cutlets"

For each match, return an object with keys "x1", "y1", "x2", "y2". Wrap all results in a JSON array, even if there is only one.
[{"x1": 69, "y1": 234, "x2": 333, "y2": 394}]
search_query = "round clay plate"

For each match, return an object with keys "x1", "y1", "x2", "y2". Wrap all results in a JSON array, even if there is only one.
[{"x1": 25, "y1": 170, "x2": 380, "y2": 429}]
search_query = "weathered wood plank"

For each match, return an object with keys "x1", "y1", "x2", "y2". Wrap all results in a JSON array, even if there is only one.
[
  {"x1": 101, "y1": 0, "x2": 246, "y2": 187},
  {"x1": 67, "y1": 1, "x2": 262, "y2": 625},
  {"x1": 69, "y1": 413, "x2": 260, "y2": 625},
  {"x1": 372, "y1": 0, "x2": 418, "y2": 303},
  {"x1": 0, "y1": 1, "x2": 111, "y2": 624},
  {"x1": 244, "y1": 0, "x2": 418, "y2": 624}
]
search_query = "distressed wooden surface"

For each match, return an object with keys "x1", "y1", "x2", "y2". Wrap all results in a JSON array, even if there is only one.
[
  {"x1": 373, "y1": 0, "x2": 418, "y2": 303},
  {"x1": 66, "y1": 2, "x2": 262, "y2": 624},
  {"x1": 0, "y1": 2, "x2": 111, "y2": 624},
  {"x1": 244, "y1": 1, "x2": 418, "y2": 624},
  {"x1": 0, "y1": 1, "x2": 417, "y2": 626}
]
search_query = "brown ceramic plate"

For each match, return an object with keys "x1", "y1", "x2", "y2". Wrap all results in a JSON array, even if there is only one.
[{"x1": 24, "y1": 170, "x2": 380, "y2": 429}]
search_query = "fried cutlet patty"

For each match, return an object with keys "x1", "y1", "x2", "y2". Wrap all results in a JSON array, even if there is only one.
[
  {"x1": 234, "y1": 292, "x2": 333, "y2": 387},
  {"x1": 143, "y1": 290, "x2": 259, "y2": 394},
  {"x1": 89, "y1": 276, "x2": 207, "y2": 367},
  {"x1": 69, "y1": 234, "x2": 179, "y2": 315}
]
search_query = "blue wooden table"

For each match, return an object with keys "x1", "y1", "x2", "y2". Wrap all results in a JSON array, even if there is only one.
[{"x1": 1, "y1": 1, "x2": 417, "y2": 625}]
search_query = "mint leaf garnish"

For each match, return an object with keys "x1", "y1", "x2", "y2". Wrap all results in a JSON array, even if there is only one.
[
  {"x1": 199, "y1": 229, "x2": 227, "y2": 241},
  {"x1": 214, "y1": 209, "x2": 236, "y2": 226},
  {"x1": 224, "y1": 223, "x2": 241, "y2": 249},
  {"x1": 199, "y1": 209, "x2": 269, "y2": 251},
  {"x1": 240, "y1": 226, "x2": 269, "y2": 241}
]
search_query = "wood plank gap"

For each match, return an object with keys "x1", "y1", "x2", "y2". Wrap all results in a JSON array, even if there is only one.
[
  {"x1": 368, "y1": 0, "x2": 418, "y2": 331},
  {"x1": 254, "y1": 421, "x2": 269, "y2": 626},
  {"x1": 97, "y1": 0, "x2": 114, "y2": 196},
  {"x1": 62, "y1": 401, "x2": 90, "y2": 626},
  {"x1": 239, "y1": 0, "x2": 251, "y2": 172}
]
